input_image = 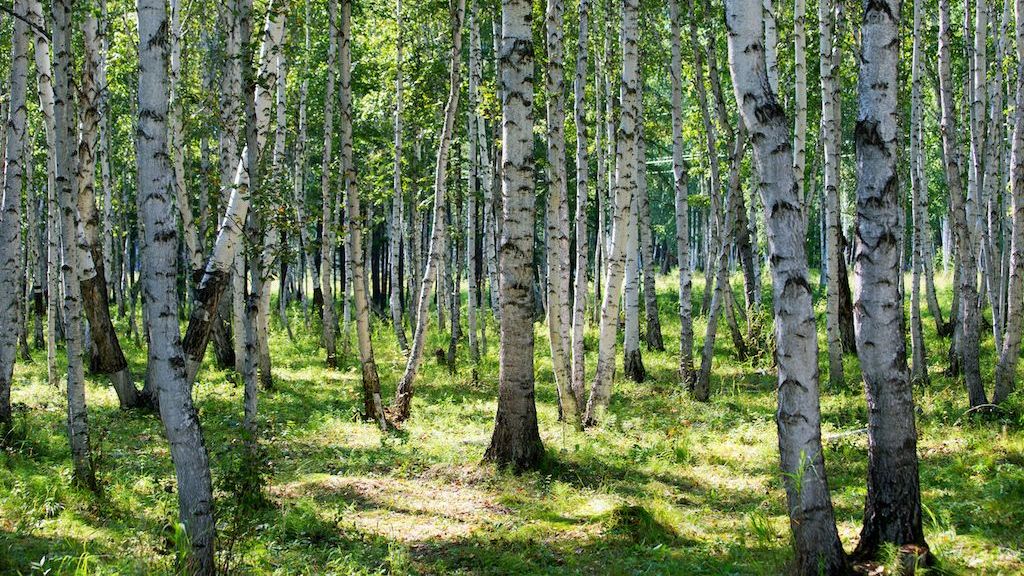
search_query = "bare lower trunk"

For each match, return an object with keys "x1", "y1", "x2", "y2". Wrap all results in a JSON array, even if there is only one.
[
  {"x1": 725, "y1": 3, "x2": 847, "y2": 572},
  {"x1": 320, "y1": 0, "x2": 340, "y2": 367},
  {"x1": 820, "y1": 0, "x2": 843, "y2": 388}
]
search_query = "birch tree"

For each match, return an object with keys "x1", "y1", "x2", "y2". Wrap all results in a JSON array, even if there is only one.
[
  {"x1": 725, "y1": 1, "x2": 847, "y2": 572},
  {"x1": 78, "y1": 7, "x2": 139, "y2": 408},
  {"x1": 136, "y1": 0, "x2": 215, "y2": 568},
  {"x1": 390, "y1": 0, "x2": 409, "y2": 352},
  {"x1": 994, "y1": 0, "x2": 1024, "y2": 405},
  {"x1": 669, "y1": 0, "x2": 693, "y2": 388},
  {"x1": 583, "y1": 0, "x2": 640, "y2": 426},
  {"x1": 544, "y1": 0, "x2": 575, "y2": 420},
  {"x1": 0, "y1": 0, "x2": 28, "y2": 432},
  {"x1": 484, "y1": 0, "x2": 544, "y2": 469},
  {"x1": 182, "y1": 1, "x2": 287, "y2": 385},
  {"x1": 852, "y1": 0, "x2": 930, "y2": 561},
  {"x1": 319, "y1": 0, "x2": 340, "y2": 366},
  {"x1": 339, "y1": 0, "x2": 387, "y2": 429},
  {"x1": 819, "y1": 0, "x2": 843, "y2": 388},
  {"x1": 939, "y1": 0, "x2": 987, "y2": 407},
  {"x1": 53, "y1": 0, "x2": 97, "y2": 492},
  {"x1": 909, "y1": 0, "x2": 929, "y2": 386},
  {"x1": 569, "y1": 0, "x2": 590, "y2": 408},
  {"x1": 391, "y1": 0, "x2": 464, "y2": 422}
]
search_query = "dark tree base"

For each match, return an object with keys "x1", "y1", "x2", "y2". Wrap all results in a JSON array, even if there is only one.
[{"x1": 624, "y1": 349, "x2": 646, "y2": 383}]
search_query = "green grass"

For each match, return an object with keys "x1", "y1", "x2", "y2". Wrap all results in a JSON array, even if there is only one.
[{"x1": 1, "y1": 271, "x2": 1023, "y2": 574}]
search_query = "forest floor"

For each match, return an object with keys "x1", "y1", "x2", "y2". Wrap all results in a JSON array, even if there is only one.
[{"x1": 1, "y1": 274, "x2": 1023, "y2": 575}]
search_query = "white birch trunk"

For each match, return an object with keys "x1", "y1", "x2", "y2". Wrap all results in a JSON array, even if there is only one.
[
  {"x1": 0, "y1": 0, "x2": 28, "y2": 431},
  {"x1": 182, "y1": 3, "x2": 287, "y2": 384},
  {"x1": 725, "y1": 2, "x2": 847, "y2": 572},
  {"x1": 582, "y1": 0, "x2": 640, "y2": 426},
  {"x1": 994, "y1": 0, "x2": 1024, "y2": 404},
  {"x1": 484, "y1": 0, "x2": 544, "y2": 469},
  {"x1": 390, "y1": 0, "x2": 409, "y2": 352},
  {"x1": 669, "y1": 0, "x2": 692, "y2": 387},
  {"x1": 544, "y1": 0, "x2": 575, "y2": 422},
  {"x1": 569, "y1": 0, "x2": 591, "y2": 409},
  {"x1": 136, "y1": 0, "x2": 216, "y2": 569},
  {"x1": 391, "y1": 0, "x2": 464, "y2": 422}
]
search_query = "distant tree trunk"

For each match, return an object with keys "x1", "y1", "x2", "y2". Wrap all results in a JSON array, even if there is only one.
[
  {"x1": 54, "y1": 0, "x2": 98, "y2": 492},
  {"x1": 819, "y1": 0, "x2": 843, "y2": 388},
  {"x1": 391, "y1": 0, "x2": 464, "y2": 422},
  {"x1": 669, "y1": 0, "x2": 693, "y2": 388},
  {"x1": 852, "y1": 0, "x2": 930, "y2": 562},
  {"x1": 181, "y1": 3, "x2": 286, "y2": 385},
  {"x1": 909, "y1": 0, "x2": 929, "y2": 386},
  {"x1": 994, "y1": 0, "x2": 1024, "y2": 405},
  {"x1": 390, "y1": 0, "x2": 409, "y2": 353},
  {"x1": 583, "y1": 0, "x2": 640, "y2": 426},
  {"x1": 484, "y1": 0, "x2": 544, "y2": 469},
  {"x1": 319, "y1": 0, "x2": 340, "y2": 367},
  {"x1": 0, "y1": 0, "x2": 28, "y2": 431},
  {"x1": 136, "y1": 0, "x2": 216, "y2": 569},
  {"x1": 544, "y1": 0, "x2": 575, "y2": 422},
  {"x1": 725, "y1": 2, "x2": 848, "y2": 573},
  {"x1": 792, "y1": 0, "x2": 807, "y2": 210},
  {"x1": 569, "y1": 0, "x2": 590, "y2": 409},
  {"x1": 939, "y1": 0, "x2": 987, "y2": 407}
]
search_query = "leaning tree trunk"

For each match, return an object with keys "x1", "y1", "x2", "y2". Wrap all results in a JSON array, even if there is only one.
[
  {"x1": 569, "y1": 0, "x2": 590, "y2": 410},
  {"x1": 136, "y1": 0, "x2": 216, "y2": 569},
  {"x1": 851, "y1": 0, "x2": 930, "y2": 562},
  {"x1": 54, "y1": 0, "x2": 98, "y2": 492},
  {"x1": 484, "y1": 0, "x2": 544, "y2": 469},
  {"x1": 181, "y1": 2, "x2": 286, "y2": 385},
  {"x1": 544, "y1": 0, "x2": 576, "y2": 423},
  {"x1": 78, "y1": 9, "x2": 140, "y2": 408},
  {"x1": 391, "y1": 0, "x2": 464, "y2": 422},
  {"x1": 994, "y1": 0, "x2": 1024, "y2": 405},
  {"x1": 582, "y1": 0, "x2": 640, "y2": 427},
  {"x1": 725, "y1": 2, "x2": 848, "y2": 573},
  {"x1": 0, "y1": 0, "x2": 28, "y2": 431},
  {"x1": 669, "y1": 0, "x2": 693, "y2": 388},
  {"x1": 939, "y1": 0, "x2": 987, "y2": 408},
  {"x1": 340, "y1": 0, "x2": 387, "y2": 429}
]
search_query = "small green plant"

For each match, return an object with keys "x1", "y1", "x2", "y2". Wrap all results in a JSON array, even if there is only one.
[{"x1": 747, "y1": 510, "x2": 779, "y2": 546}]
